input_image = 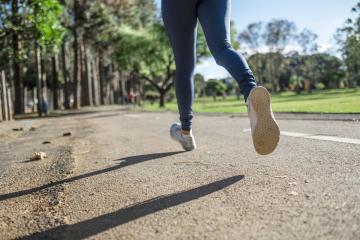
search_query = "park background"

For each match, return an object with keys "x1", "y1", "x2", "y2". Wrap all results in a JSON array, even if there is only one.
[
  {"x1": 1, "y1": 0, "x2": 360, "y2": 121},
  {"x1": 1, "y1": 1, "x2": 360, "y2": 239}
]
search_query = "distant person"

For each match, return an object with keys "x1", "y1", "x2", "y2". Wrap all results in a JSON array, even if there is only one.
[
  {"x1": 162, "y1": 0, "x2": 280, "y2": 155},
  {"x1": 128, "y1": 91, "x2": 135, "y2": 104},
  {"x1": 42, "y1": 98, "x2": 49, "y2": 115}
]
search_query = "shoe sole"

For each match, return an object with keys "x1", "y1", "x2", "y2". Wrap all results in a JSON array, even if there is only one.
[
  {"x1": 249, "y1": 87, "x2": 280, "y2": 155},
  {"x1": 171, "y1": 137, "x2": 196, "y2": 151}
]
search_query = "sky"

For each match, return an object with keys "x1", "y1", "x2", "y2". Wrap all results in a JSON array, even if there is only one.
[{"x1": 155, "y1": 0, "x2": 358, "y2": 79}]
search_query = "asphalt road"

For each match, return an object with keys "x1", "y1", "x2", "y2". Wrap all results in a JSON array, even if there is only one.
[{"x1": 0, "y1": 107, "x2": 359, "y2": 239}]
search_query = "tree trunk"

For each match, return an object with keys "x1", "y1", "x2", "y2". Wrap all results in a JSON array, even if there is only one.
[
  {"x1": 61, "y1": 42, "x2": 71, "y2": 109},
  {"x1": 91, "y1": 58, "x2": 100, "y2": 106},
  {"x1": 6, "y1": 87, "x2": 13, "y2": 120},
  {"x1": 1, "y1": 71, "x2": 8, "y2": 120},
  {"x1": 12, "y1": 0, "x2": 23, "y2": 115},
  {"x1": 120, "y1": 71, "x2": 126, "y2": 104},
  {"x1": 113, "y1": 70, "x2": 120, "y2": 104},
  {"x1": 159, "y1": 90, "x2": 166, "y2": 108},
  {"x1": 73, "y1": 0, "x2": 82, "y2": 109},
  {"x1": 84, "y1": 42, "x2": 93, "y2": 106},
  {"x1": 138, "y1": 78, "x2": 144, "y2": 103},
  {"x1": 73, "y1": 32, "x2": 81, "y2": 109},
  {"x1": 40, "y1": 53, "x2": 48, "y2": 114},
  {"x1": 35, "y1": 44, "x2": 43, "y2": 117},
  {"x1": 0, "y1": 81, "x2": 3, "y2": 121},
  {"x1": 52, "y1": 55, "x2": 59, "y2": 110},
  {"x1": 108, "y1": 64, "x2": 114, "y2": 104},
  {"x1": 32, "y1": 87, "x2": 36, "y2": 112},
  {"x1": 80, "y1": 39, "x2": 86, "y2": 106},
  {"x1": 23, "y1": 87, "x2": 28, "y2": 112},
  {"x1": 80, "y1": 39, "x2": 92, "y2": 106},
  {"x1": 99, "y1": 56, "x2": 105, "y2": 105}
]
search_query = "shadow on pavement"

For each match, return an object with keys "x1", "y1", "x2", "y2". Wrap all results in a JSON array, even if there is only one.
[
  {"x1": 21, "y1": 175, "x2": 244, "y2": 240},
  {"x1": 0, "y1": 151, "x2": 183, "y2": 202}
]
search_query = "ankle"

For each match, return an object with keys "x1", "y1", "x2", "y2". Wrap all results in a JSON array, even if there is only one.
[{"x1": 181, "y1": 129, "x2": 192, "y2": 136}]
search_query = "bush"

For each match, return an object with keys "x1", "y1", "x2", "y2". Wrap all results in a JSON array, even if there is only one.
[
  {"x1": 315, "y1": 83, "x2": 325, "y2": 90},
  {"x1": 145, "y1": 91, "x2": 159, "y2": 104},
  {"x1": 167, "y1": 89, "x2": 176, "y2": 102},
  {"x1": 263, "y1": 83, "x2": 273, "y2": 92}
]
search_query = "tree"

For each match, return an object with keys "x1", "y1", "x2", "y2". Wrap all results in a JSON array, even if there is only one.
[
  {"x1": 113, "y1": 19, "x2": 213, "y2": 107},
  {"x1": 297, "y1": 28, "x2": 319, "y2": 54},
  {"x1": 287, "y1": 52, "x2": 305, "y2": 93},
  {"x1": 305, "y1": 54, "x2": 345, "y2": 89},
  {"x1": 337, "y1": 2, "x2": 360, "y2": 87},
  {"x1": 239, "y1": 22, "x2": 264, "y2": 53},
  {"x1": 73, "y1": 0, "x2": 82, "y2": 109},
  {"x1": 194, "y1": 73, "x2": 206, "y2": 98},
  {"x1": 264, "y1": 19, "x2": 297, "y2": 52},
  {"x1": 264, "y1": 20, "x2": 296, "y2": 92},
  {"x1": 30, "y1": 0, "x2": 65, "y2": 115},
  {"x1": 113, "y1": 23, "x2": 175, "y2": 107},
  {"x1": 248, "y1": 53, "x2": 268, "y2": 85},
  {"x1": 0, "y1": 0, "x2": 65, "y2": 116},
  {"x1": 0, "y1": 0, "x2": 25, "y2": 114},
  {"x1": 1, "y1": 0, "x2": 163, "y2": 115},
  {"x1": 206, "y1": 79, "x2": 226, "y2": 101}
]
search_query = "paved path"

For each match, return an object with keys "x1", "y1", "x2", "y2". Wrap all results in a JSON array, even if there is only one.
[{"x1": 0, "y1": 107, "x2": 359, "y2": 239}]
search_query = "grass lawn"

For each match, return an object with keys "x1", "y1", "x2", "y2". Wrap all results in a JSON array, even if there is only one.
[{"x1": 140, "y1": 88, "x2": 360, "y2": 114}]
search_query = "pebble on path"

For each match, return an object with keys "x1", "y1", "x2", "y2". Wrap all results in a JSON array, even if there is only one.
[
  {"x1": 274, "y1": 175, "x2": 288, "y2": 179},
  {"x1": 288, "y1": 191, "x2": 299, "y2": 196},
  {"x1": 30, "y1": 152, "x2": 47, "y2": 161}
]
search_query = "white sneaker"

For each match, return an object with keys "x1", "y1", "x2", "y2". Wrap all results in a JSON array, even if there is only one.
[
  {"x1": 246, "y1": 86, "x2": 280, "y2": 155},
  {"x1": 170, "y1": 123, "x2": 197, "y2": 151}
]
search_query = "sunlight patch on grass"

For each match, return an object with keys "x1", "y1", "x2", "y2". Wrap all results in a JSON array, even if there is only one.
[{"x1": 140, "y1": 88, "x2": 360, "y2": 114}]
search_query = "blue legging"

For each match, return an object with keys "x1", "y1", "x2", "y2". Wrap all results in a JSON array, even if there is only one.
[{"x1": 162, "y1": 0, "x2": 257, "y2": 131}]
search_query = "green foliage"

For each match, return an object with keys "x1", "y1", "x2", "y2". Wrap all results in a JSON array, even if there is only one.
[
  {"x1": 297, "y1": 28, "x2": 318, "y2": 54},
  {"x1": 142, "y1": 88, "x2": 360, "y2": 114},
  {"x1": 1, "y1": 0, "x2": 357, "y2": 114},
  {"x1": 140, "y1": 23, "x2": 175, "y2": 79},
  {"x1": 113, "y1": 25, "x2": 151, "y2": 72},
  {"x1": 112, "y1": 22, "x2": 175, "y2": 107},
  {"x1": 167, "y1": 89, "x2": 176, "y2": 102},
  {"x1": 239, "y1": 22, "x2": 264, "y2": 52},
  {"x1": 127, "y1": 0, "x2": 156, "y2": 29},
  {"x1": 302, "y1": 53, "x2": 345, "y2": 89},
  {"x1": 29, "y1": 0, "x2": 66, "y2": 52},
  {"x1": 264, "y1": 19, "x2": 297, "y2": 52},
  {"x1": 145, "y1": 90, "x2": 159, "y2": 102},
  {"x1": 104, "y1": 0, "x2": 156, "y2": 29},
  {"x1": 83, "y1": 1, "x2": 117, "y2": 53},
  {"x1": 336, "y1": 1, "x2": 360, "y2": 87},
  {"x1": 239, "y1": 19, "x2": 318, "y2": 54},
  {"x1": 0, "y1": 0, "x2": 65, "y2": 65},
  {"x1": 113, "y1": 22, "x2": 175, "y2": 86},
  {"x1": 206, "y1": 79, "x2": 227, "y2": 99},
  {"x1": 194, "y1": 73, "x2": 206, "y2": 97},
  {"x1": 248, "y1": 50, "x2": 345, "y2": 92},
  {"x1": 315, "y1": 83, "x2": 325, "y2": 90},
  {"x1": 239, "y1": 19, "x2": 321, "y2": 92}
]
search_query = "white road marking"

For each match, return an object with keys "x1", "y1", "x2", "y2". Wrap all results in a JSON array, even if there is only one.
[
  {"x1": 304, "y1": 135, "x2": 360, "y2": 145},
  {"x1": 242, "y1": 129, "x2": 360, "y2": 145}
]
